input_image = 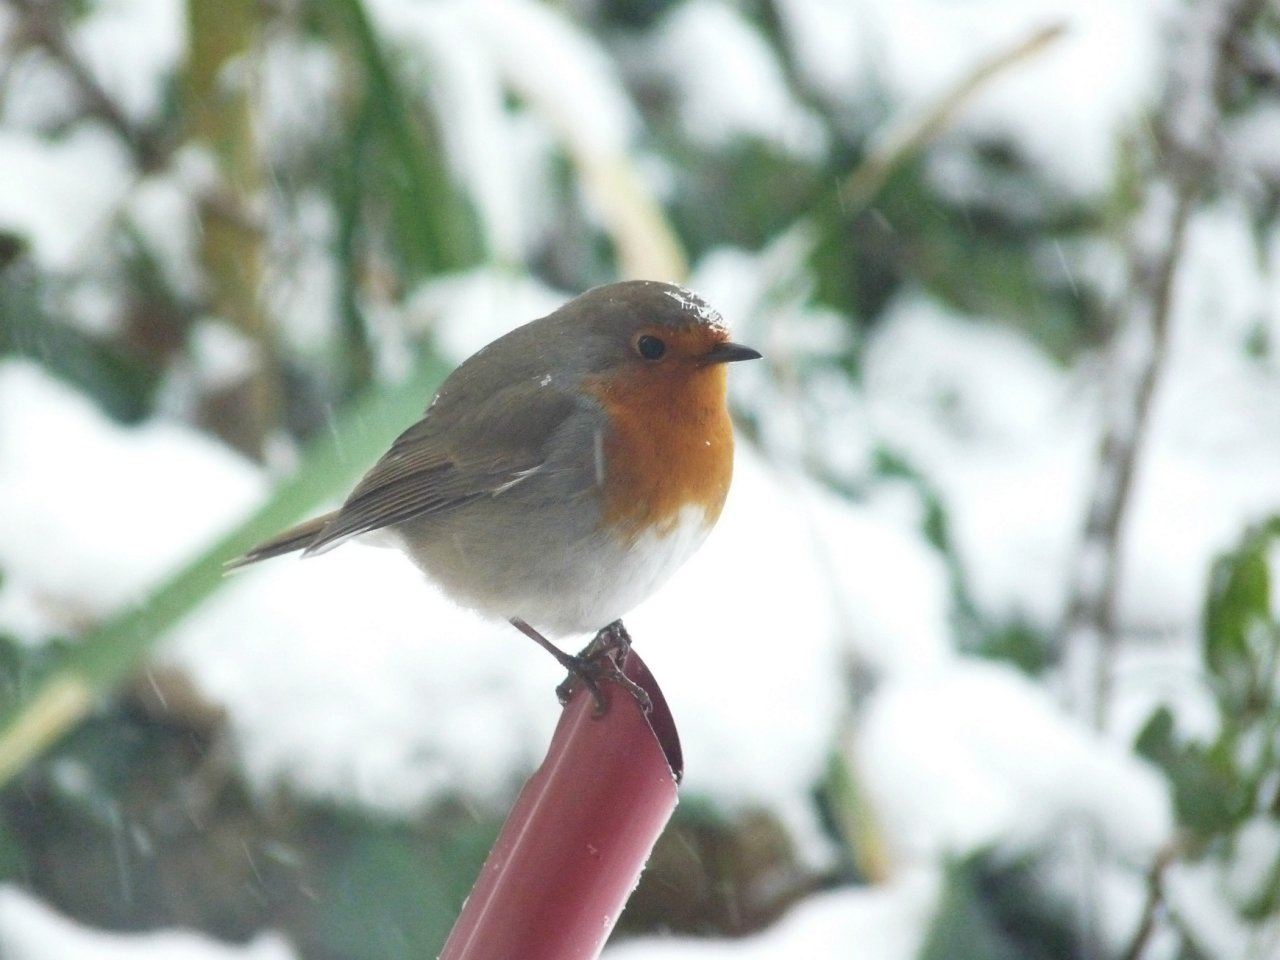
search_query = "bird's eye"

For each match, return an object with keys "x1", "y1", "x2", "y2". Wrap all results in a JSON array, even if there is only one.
[{"x1": 637, "y1": 335, "x2": 666, "y2": 360}]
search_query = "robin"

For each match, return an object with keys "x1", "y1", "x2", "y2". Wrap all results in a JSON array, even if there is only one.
[{"x1": 232, "y1": 280, "x2": 760, "y2": 709}]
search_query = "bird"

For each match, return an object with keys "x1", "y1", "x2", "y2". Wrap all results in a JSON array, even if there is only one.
[{"x1": 231, "y1": 280, "x2": 761, "y2": 709}]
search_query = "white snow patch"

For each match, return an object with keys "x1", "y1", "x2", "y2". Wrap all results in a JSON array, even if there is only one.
[
  {"x1": 0, "y1": 885, "x2": 295, "y2": 960},
  {"x1": 72, "y1": 0, "x2": 185, "y2": 125},
  {"x1": 0, "y1": 49, "x2": 82, "y2": 130},
  {"x1": 255, "y1": 35, "x2": 341, "y2": 166},
  {"x1": 863, "y1": 293, "x2": 1091, "y2": 626},
  {"x1": 361, "y1": 0, "x2": 533, "y2": 260},
  {"x1": 855, "y1": 658, "x2": 1174, "y2": 863},
  {"x1": 462, "y1": 0, "x2": 637, "y2": 160},
  {"x1": 0, "y1": 127, "x2": 134, "y2": 272},
  {"x1": 852, "y1": 0, "x2": 1169, "y2": 196},
  {"x1": 860, "y1": 232, "x2": 1280, "y2": 636},
  {"x1": 647, "y1": 0, "x2": 827, "y2": 157},
  {"x1": 261, "y1": 191, "x2": 340, "y2": 356},
  {"x1": 169, "y1": 552, "x2": 559, "y2": 810},
  {"x1": 773, "y1": 0, "x2": 872, "y2": 113},
  {"x1": 125, "y1": 169, "x2": 201, "y2": 298},
  {"x1": 1228, "y1": 102, "x2": 1280, "y2": 182},
  {"x1": 402, "y1": 267, "x2": 568, "y2": 362},
  {"x1": 605, "y1": 868, "x2": 938, "y2": 960},
  {"x1": 0, "y1": 360, "x2": 264, "y2": 631},
  {"x1": 368, "y1": 0, "x2": 637, "y2": 171},
  {"x1": 1164, "y1": 859, "x2": 1269, "y2": 960}
]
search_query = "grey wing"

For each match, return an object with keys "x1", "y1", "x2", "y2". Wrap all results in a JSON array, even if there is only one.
[{"x1": 303, "y1": 385, "x2": 580, "y2": 554}]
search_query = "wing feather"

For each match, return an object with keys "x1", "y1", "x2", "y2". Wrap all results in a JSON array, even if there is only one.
[{"x1": 303, "y1": 383, "x2": 579, "y2": 553}]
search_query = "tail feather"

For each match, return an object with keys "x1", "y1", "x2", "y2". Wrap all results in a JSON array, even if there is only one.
[{"x1": 225, "y1": 512, "x2": 338, "y2": 571}]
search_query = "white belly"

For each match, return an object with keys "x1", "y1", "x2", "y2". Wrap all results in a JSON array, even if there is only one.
[
  {"x1": 454, "y1": 503, "x2": 715, "y2": 637},
  {"x1": 535, "y1": 503, "x2": 715, "y2": 635}
]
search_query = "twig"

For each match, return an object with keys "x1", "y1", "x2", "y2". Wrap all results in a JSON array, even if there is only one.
[
  {"x1": 1059, "y1": 184, "x2": 1194, "y2": 727},
  {"x1": 1119, "y1": 837, "x2": 1184, "y2": 960},
  {"x1": 1059, "y1": 0, "x2": 1267, "y2": 728}
]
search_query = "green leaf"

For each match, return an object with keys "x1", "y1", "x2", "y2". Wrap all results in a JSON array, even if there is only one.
[
  {"x1": 1135, "y1": 707, "x2": 1250, "y2": 835},
  {"x1": 1134, "y1": 704, "x2": 1177, "y2": 763},
  {"x1": 1202, "y1": 517, "x2": 1280, "y2": 716},
  {"x1": 0, "y1": 813, "x2": 23, "y2": 882},
  {"x1": 322, "y1": 0, "x2": 484, "y2": 281},
  {"x1": 975, "y1": 622, "x2": 1052, "y2": 677},
  {"x1": 919, "y1": 856, "x2": 1075, "y2": 960}
]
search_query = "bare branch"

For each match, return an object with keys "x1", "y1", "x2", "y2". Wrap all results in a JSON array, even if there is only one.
[
  {"x1": 1060, "y1": 0, "x2": 1269, "y2": 727},
  {"x1": 1119, "y1": 837, "x2": 1185, "y2": 960}
]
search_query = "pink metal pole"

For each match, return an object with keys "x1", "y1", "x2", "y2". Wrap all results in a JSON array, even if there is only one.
[{"x1": 440, "y1": 650, "x2": 682, "y2": 960}]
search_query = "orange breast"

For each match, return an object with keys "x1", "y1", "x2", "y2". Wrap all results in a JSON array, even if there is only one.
[{"x1": 585, "y1": 362, "x2": 735, "y2": 542}]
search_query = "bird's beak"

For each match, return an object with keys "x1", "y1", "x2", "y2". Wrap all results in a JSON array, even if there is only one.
[{"x1": 701, "y1": 341, "x2": 762, "y2": 365}]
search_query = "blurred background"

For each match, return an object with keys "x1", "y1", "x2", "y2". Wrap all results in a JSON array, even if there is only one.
[{"x1": 1, "y1": 0, "x2": 1279, "y2": 958}]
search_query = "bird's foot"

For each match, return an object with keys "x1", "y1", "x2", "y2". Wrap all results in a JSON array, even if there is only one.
[
  {"x1": 555, "y1": 620, "x2": 651, "y2": 715},
  {"x1": 510, "y1": 617, "x2": 651, "y2": 716}
]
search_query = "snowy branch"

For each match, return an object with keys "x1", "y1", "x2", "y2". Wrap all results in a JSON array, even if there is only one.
[{"x1": 1060, "y1": 0, "x2": 1269, "y2": 727}]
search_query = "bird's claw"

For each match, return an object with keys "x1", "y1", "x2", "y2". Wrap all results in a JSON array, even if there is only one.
[{"x1": 556, "y1": 620, "x2": 652, "y2": 716}]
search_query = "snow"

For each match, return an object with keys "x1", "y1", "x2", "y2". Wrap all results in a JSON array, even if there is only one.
[
  {"x1": 258, "y1": 191, "x2": 340, "y2": 358},
  {"x1": 255, "y1": 36, "x2": 340, "y2": 167},
  {"x1": 124, "y1": 167, "x2": 202, "y2": 300},
  {"x1": 361, "y1": 0, "x2": 534, "y2": 261},
  {"x1": 0, "y1": 47, "x2": 81, "y2": 131},
  {"x1": 606, "y1": 868, "x2": 938, "y2": 960},
  {"x1": 1164, "y1": 860, "x2": 1269, "y2": 960},
  {"x1": 0, "y1": 886, "x2": 295, "y2": 960},
  {"x1": 0, "y1": 361, "x2": 264, "y2": 637},
  {"x1": 0, "y1": 127, "x2": 134, "y2": 273},
  {"x1": 1, "y1": 0, "x2": 1278, "y2": 956},
  {"x1": 401, "y1": 268, "x2": 570, "y2": 362},
  {"x1": 857, "y1": 211, "x2": 1280, "y2": 634},
  {"x1": 1229, "y1": 102, "x2": 1280, "y2": 182},
  {"x1": 173, "y1": 549, "x2": 557, "y2": 810},
  {"x1": 364, "y1": 0, "x2": 641, "y2": 231},
  {"x1": 772, "y1": 0, "x2": 873, "y2": 113},
  {"x1": 779, "y1": 0, "x2": 1170, "y2": 197},
  {"x1": 71, "y1": 0, "x2": 185, "y2": 125},
  {"x1": 862, "y1": 293, "x2": 1092, "y2": 627},
  {"x1": 646, "y1": 0, "x2": 827, "y2": 157},
  {"x1": 460, "y1": 0, "x2": 637, "y2": 162},
  {"x1": 0, "y1": 0, "x2": 181, "y2": 131},
  {"x1": 855, "y1": 658, "x2": 1172, "y2": 864},
  {"x1": 1106, "y1": 641, "x2": 1221, "y2": 746}
]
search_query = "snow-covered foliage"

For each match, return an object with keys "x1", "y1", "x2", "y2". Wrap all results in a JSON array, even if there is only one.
[{"x1": 1, "y1": 1, "x2": 1278, "y2": 958}]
